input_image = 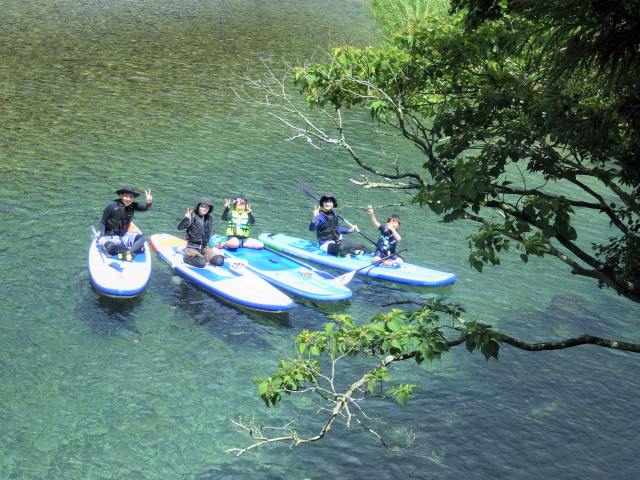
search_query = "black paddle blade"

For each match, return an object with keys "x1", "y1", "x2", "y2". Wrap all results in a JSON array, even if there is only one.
[{"x1": 298, "y1": 181, "x2": 320, "y2": 202}]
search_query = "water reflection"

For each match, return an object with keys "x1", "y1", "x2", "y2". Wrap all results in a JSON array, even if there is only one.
[
  {"x1": 172, "y1": 276, "x2": 292, "y2": 326},
  {"x1": 80, "y1": 292, "x2": 143, "y2": 337},
  {"x1": 145, "y1": 266, "x2": 293, "y2": 350}
]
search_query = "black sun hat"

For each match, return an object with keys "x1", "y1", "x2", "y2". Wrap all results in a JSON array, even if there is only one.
[
  {"x1": 116, "y1": 185, "x2": 140, "y2": 197},
  {"x1": 196, "y1": 196, "x2": 214, "y2": 209},
  {"x1": 319, "y1": 192, "x2": 338, "y2": 208}
]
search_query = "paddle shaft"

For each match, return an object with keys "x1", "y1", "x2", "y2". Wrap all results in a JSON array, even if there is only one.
[
  {"x1": 351, "y1": 247, "x2": 408, "y2": 275},
  {"x1": 334, "y1": 247, "x2": 408, "y2": 285},
  {"x1": 264, "y1": 246, "x2": 335, "y2": 280}
]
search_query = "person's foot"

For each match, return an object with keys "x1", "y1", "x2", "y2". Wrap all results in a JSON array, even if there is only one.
[{"x1": 117, "y1": 250, "x2": 135, "y2": 261}]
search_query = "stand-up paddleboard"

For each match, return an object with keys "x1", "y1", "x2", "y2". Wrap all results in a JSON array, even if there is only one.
[
  {"x1": 209, "y1": 234, "x2": 352, "y2": 302},
  {"x1": 150, "y1": 234, "x2": 294, "y2": 312},
  {"x1": 259, "y1": 233, "x2": 457, "y2": 287},
  {"x1": 88, "y1": 223, "x2": 152, "y2": 298}
]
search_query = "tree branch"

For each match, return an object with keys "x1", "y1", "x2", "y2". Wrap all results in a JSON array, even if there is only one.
[
  {"x1": 228, "y1": 354, "x2": 391, "y2": 456},
  {"x1": 499, "y1": 334, "x2": 640, "y2": 352},
  {"x1": 349, "y1": 176, "x2": 422, "y2": 190}
]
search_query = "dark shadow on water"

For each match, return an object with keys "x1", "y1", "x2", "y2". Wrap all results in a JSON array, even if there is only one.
[
  {"x1": 293, "y1": 295, "x2": 351, "y2": 315},
  {"x1": 149, "y1": 263, "x2": 361, "y2": 347},
  {"x1": 173, "y1": 279, "x2": 293, "y2": 328},
  {"x1": 528, "y1": 292, "x2": 612, "y2": 337},
  {"x1": 149, "y1": 266, "x2": 298, "y2": 350},
  {"x1": 78, "y1": 286, "x2": 144, "y2": 337},
  {"x1": 349, "y1": 277, "x2": 455, "y2": 309}
]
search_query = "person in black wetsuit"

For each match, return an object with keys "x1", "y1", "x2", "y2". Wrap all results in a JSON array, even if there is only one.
[
  {"x1": 98, "y1": 186, "x2": 152, "y2": 260},
  {"x1": 308, "y1": 192, "x2": 368, "y2": 256},
  {"x1": 177, "y1": 197, "x2": 225, "y2": 268}
]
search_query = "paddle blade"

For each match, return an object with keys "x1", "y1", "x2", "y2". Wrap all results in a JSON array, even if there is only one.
[
  {"x1": 298, "y1": 181, "x2": 320, "y2": 202},
  {"x1": 333, "y1": 270, "x2": 356, "y2": 286}
]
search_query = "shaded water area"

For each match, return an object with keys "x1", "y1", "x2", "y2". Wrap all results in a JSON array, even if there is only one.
[{"x1": 1, "y1": 1, "x2": 638, "y2": 478}]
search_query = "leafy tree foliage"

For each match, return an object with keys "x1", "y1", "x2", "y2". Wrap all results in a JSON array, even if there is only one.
[
  {"x1": 289, "y1": 2, "x2": 640, "y2": 301},
  {"x1": 229, "y1": 299, "x2": 637, "y2": 455},
  {"x1": 368, "y1": 0, "x2": 450, "y2": 37},
  {"x1": 230, "y1": 1, "x2": 640, "y2": 454}
]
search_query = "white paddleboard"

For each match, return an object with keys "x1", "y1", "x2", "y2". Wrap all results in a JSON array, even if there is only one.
[{"x1": 150, "y1": 233, "x2": 294, "y2": 312}]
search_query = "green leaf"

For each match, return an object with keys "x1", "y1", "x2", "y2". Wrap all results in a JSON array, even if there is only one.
[
  {"x1": 481, "y1": 339, "x2": 500, "y2": 361},
  {"x1": 386, "y1": 317, "x2": 404, "y2": 332},
  {"x1": 367, "y1": 378, "x2": 379, "y2": 395}
]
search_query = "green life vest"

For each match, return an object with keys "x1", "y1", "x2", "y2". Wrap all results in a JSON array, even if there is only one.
[{"x1": 225, "y1": 210, "x2": 251, "y2": 237}]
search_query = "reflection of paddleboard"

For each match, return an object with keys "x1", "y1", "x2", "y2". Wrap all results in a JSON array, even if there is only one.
[
  {"x1": 259, "y1": 233, "x2": 457, "y2": 287},
  {"x1": 150, "y1": 234, "x2": 294, "y2": 312},
  {"x1": 88, "y1": 223, "x2": 152, "y2": 298},
  {"x1": 209, "y1": 234, "x2": 352, "y2": 301}
]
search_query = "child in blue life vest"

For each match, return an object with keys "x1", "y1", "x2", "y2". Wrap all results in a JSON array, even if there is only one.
[
  {"x1": 367, "y1": 204, "x2": 403, "y2": 267},
  {"x1": 98, "y1": 185, "x2": 153, "y2": 261},
  {"x1": 218, "y1": 196, "x2": 264, "y2": 249},
  {"x1": 309, "y1": 192, "x2": 368, "y2": 256}
]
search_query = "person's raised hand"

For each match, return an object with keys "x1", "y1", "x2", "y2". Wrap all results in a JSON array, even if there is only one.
[
  {"x1": 185, "y1": 208, "x2": 193, "y2": 218},
  {"x1": 145, "y1": 189, "x2": 153, "y2": 203},
  {"x1": 224, "y1": 198, "x2": 231, "y2": 209}
]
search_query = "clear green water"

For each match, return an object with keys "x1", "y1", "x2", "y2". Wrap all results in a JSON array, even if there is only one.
[{"x1": 1, "y1": 1, "x2": 638, "y2": 478}]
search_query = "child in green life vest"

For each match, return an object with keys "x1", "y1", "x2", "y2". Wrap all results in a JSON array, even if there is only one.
[{"x1": 218, "y1": 196, "x2": 264, "y2": 249}]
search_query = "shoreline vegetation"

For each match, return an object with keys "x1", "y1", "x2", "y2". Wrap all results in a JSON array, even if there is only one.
[{"x1": 231, "y1": 0, "x2": 640, "y2": 455}]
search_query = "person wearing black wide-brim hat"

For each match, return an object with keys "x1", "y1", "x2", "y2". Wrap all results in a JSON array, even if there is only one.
[
  {"x1": 318, "y1": 192, "x2": 338, "y2": 208},
  {"x1": 309, "y1": 192, "x2": 367, "y2": 256},
  {"x1": 97, "y1": 185, "x2": 153, "y2": 259},
  {"x1": 177, "y1": 197, "x2": 225, "y2": 268}
]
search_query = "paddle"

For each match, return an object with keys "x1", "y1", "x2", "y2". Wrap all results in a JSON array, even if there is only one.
[
  {"x1": 298, "y1": 181, "x2": 378, "y2": 247},
  {"x1": 333, "y1": 248, "x2": 408, "y2": 286},
  {"x1": 264, "y1": 244, "x2": 336, "y2": 280},
  {"x1": 91, "y1": 226, "x2": 107, "y2": 265}
]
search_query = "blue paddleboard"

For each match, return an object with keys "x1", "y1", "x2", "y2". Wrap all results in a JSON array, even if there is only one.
[
  {"x1": 209, "y1": 234, "x2": 352, "y2": 301},
  {"x1": 88, "y1": 223, "x2": 152, "y2": 298},
  {"x1": 150, "y1": 234, "x2": 294, "y2": 312},
  {"x1": 259, "y1": 232, "x2": 457, "y2": 287}
]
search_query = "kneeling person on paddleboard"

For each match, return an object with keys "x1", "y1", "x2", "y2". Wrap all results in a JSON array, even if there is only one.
[
  {"x1": 309, "y1": 192, "x2": 367, "y2": 257},
  {"x1": 218, "y1": 196, "x2": 264, "y2": 249},
  {"x1": 367, "y1": 205, "x2": 403, "y2": 267},
  {"x1": 98, "y1": 185, "x2": 152, "y2": 261},
  {"x1": 178, "y1": 197, "x2": 225, "y2": 268}
]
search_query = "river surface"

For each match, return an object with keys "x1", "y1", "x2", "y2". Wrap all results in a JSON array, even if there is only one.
[{"x1": 1, "y1": 1, "x2": 639, "y2": 478}]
